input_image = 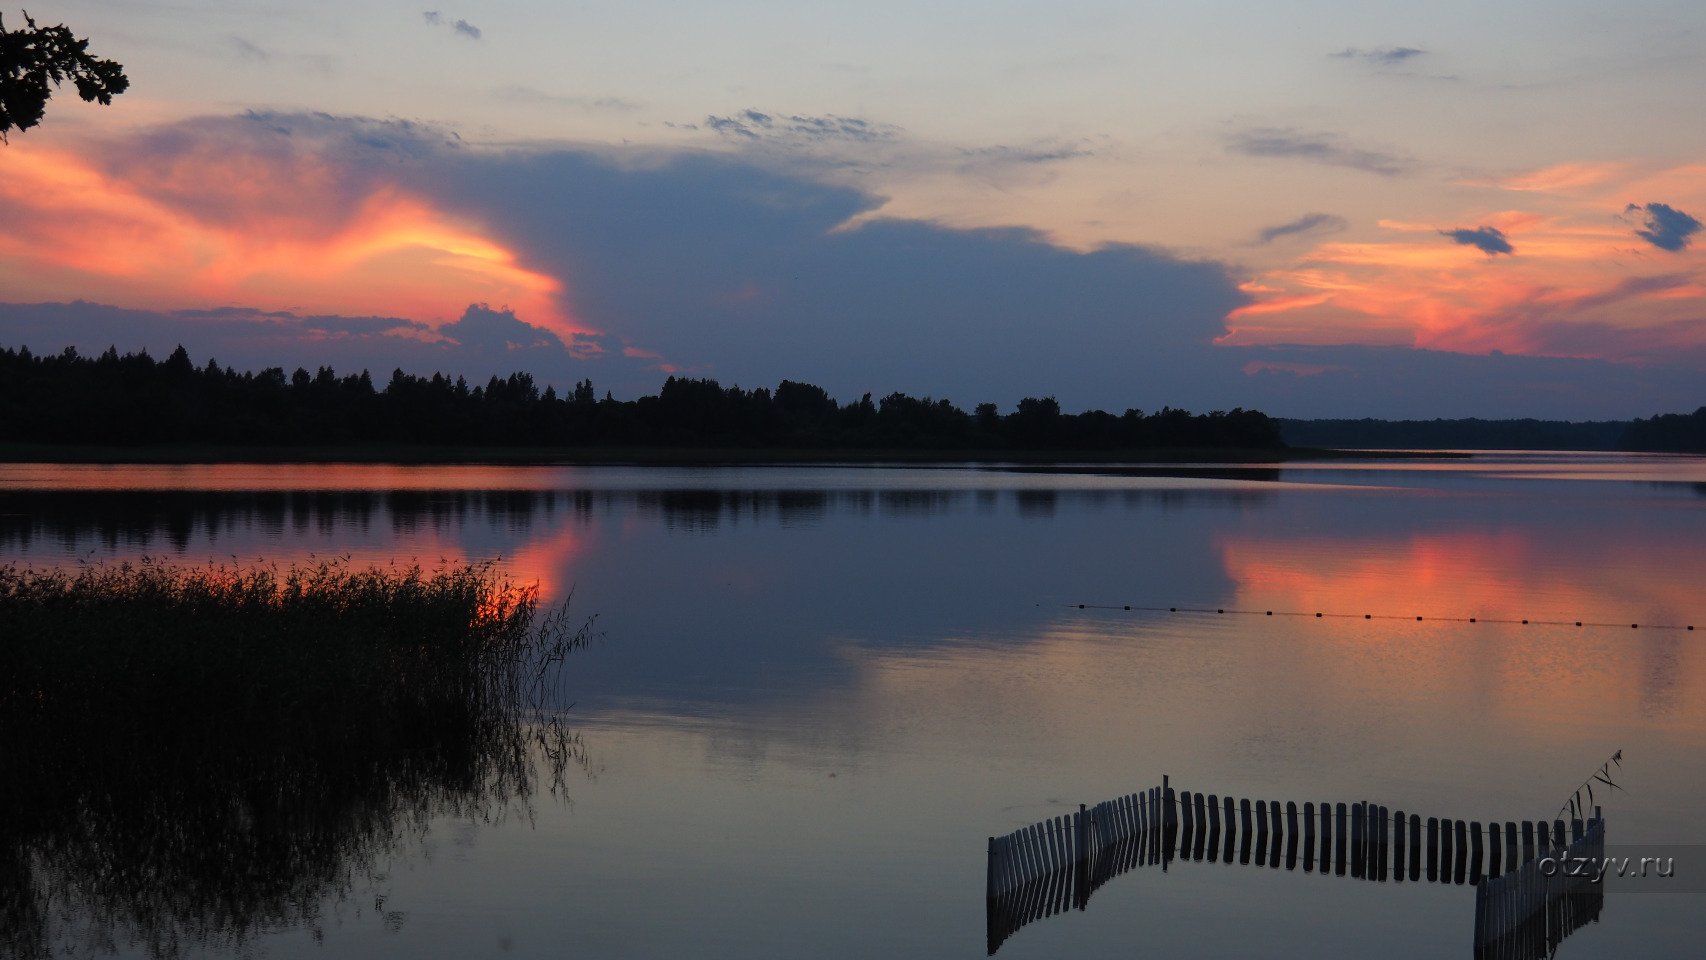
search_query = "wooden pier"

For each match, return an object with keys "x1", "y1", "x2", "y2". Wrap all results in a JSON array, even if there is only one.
[{"x1": 986, "y1": 778, "x2": 1605, "y2": 956}]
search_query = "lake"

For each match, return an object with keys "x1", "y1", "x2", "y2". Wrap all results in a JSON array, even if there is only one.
[{"x1": 2, "y1": 454, "x2": 1703, "y2": 958}]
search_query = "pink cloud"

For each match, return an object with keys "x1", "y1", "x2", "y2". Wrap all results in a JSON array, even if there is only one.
[
  {"x1": 0, "y1": 119, "x2": 587, "y2": 341},
  {"x1": 1227, "y1": 163, "x2": 1706, "y2": 365}
]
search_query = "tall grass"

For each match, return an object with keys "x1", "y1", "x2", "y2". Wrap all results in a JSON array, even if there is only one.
[{"x1": 0, "y1": 559, "x2": 592, "y2": 959}]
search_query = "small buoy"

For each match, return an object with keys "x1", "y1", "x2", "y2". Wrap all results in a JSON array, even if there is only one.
[
  {"x1": 1079, "y1": 604, "x2": 1085, "y2": 609},
  {"x1": 1365, "y1": 614, "x2": 1371, "y2": 619},
  {"x1": 1575, "y1": 621, "x2": 1582, "y2": 627},
  {"x1": 1316, "y1": 612, "x2": 1322, "y2": 618},
  {"x1": 1217, "y1": 608, "x2": 1224, "y2": 614},
  {"x1": 1170, "y1": 607, "x2": 1176, "y2": 612},
  {"x1": 1522, "y1": 620, "x2": 1529, "y2": 625},
  {"x1": 1690, "y1": 626, "x2": 1695, "y2": 631},
  {"x1": 1266, "y1": 611, "x2": 1273, "y2": 616},
  {"x1": 1632, "y1": 623, "x2": 1639, "y2": 629},
  {"x1": 1124, "y1": 605, "x2": 1131, "y2": 611},
  {"x1": 1469, "y1": 617, "x2": 1476, "y2": 623},
  {"x1": 1416, "y1": 616, "x2": 1422, "y2": 621}
]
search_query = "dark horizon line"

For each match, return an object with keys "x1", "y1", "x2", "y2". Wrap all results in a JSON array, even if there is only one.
[{"x1": 4, "y1": 340, "x2": 1697, "y2": 429}]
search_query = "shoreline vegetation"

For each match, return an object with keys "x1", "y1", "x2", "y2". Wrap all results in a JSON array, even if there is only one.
[
  {"x1": 3, "y1": 343, "x2": 1698, "y2": 460},
  {"x1": 1278, "y1": 417, "x2": 1631, "y2": 451},
  {"x1": 0, "y1": 559, "x2": 591, "y2": 959},
  {"x1": 1280, "y1": 414, "x2": 1706, "y2": 452},
  {"x1": 1, "y1": 343, "x2": 1287, "y2": 456}
]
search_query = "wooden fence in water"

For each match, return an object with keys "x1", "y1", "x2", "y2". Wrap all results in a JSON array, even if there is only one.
[
  {"x1": 1473, "y1": 817, "x2": 1605, "y2": 960},
  {"x1": 986, "y1": 777, "x2": 1605, "y2": 956}
]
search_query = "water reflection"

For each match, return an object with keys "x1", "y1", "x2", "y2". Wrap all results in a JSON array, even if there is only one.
[
  {"x1": 0, "y1": 459, "x2": 1700, "y2": 958},
  {"x1": 0, "y1": 583, "x2": 587, "y2": 959},
  {"x1": 0, "y1": 486, "x2": 1285, "y2": 553},
  {"x1": 0, "y1": 490, "x2": 571, "y2": 552}
]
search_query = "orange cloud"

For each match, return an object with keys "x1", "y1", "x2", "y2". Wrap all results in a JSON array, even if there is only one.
[
  {"x1": 1489, "y1": 162, "x2": 1628, "y2": 195},
  {"x1": 1226, "y1": 165, "x2": 1706, "y2": 361},
  {"x1": 0, "y1": 137, "x2": 586, "y2": 338},
  {"x1": 1225, "y1": 292, "x2": 1332, "y2": 319}
]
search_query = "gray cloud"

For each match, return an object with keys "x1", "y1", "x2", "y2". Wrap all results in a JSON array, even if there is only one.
[
  {"x1": 1227, "y1": 128, "x2": 1408, "y2": 176},
  {"x1": 493, "y1": 86, "x2": 641, "y2": 112},
  {"x1": 14, "y1": 113, "x2": 1706, "y2": 419},
  {"x1": 956, "y1": 144, "x2": 1093, "y2": 166},
  {"x1": 1441, "y1": 226, "x2": 1513, "y2": 256},
  {"x1": 423, "y1": 146, "x2": 1243, "y2": 404},
  {"x1": 1255, "y1": 213, "x2": 1347, "y2": 245},
  {"x1": 422, "y1": 11, "x2": 481, "y2": 39},
  {"x1": 704, "y1": 110, "x2": 898, "y2": 144},
  {"x1": 229, "y1": 36, "x2": 269, "y2": 61},
  {"x1": 1227, "y1": 344, "x2": 1706, "y2": 419},
  {"x1": 1625, "y1": 202, "x2": 1702, "y2": 252},
  {"x1": 1332, "y1": 46, "x2": 1426, "y2": 65},
  {"x1": 0, "y1": 301, "x2": 628, "y2": 388}
]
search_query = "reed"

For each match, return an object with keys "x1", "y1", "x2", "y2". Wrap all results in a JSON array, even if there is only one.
[
  {"x1": 0, "y1": 558, "x2": 593, "y2": 959},
  {"x1": 1555, "y1": 749, "x2": 1622, "y2": 823}
]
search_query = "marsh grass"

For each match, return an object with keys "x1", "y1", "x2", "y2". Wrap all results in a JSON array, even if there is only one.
[
  {"x1": 1556, "y1": 749, "x2": 1623, "y2": 823},
  {"x1": 0, "y1": 558, "x2": 593, "y2": 959}
]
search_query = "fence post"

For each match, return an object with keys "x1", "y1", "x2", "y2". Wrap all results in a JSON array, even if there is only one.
[
  {"x1": 1441, "y1": 818, "x2": 1454, "y2": 883},
  {"x1": 1376, "y1": 806, "x2": 1389, "y2": 881},
  {"x1": 1351, "y1": 803, "x2": 1366, "y2": 878},
  {"x1": 1162, "y1": 783, "x2": 1176, "y2": 869},
  {"x1": 1393, "y1": 809, "x2": 1406, "y2": 881},
  {"x1": 1269, "y1": 800, "x2": 1284, "y2": 868},
  {"x1": 1256, "y1": 800, "x2": 1271, "y2": 866},
  {"x1": 1285, "y1": 802, "x2": 1300, "y2": 871},
  {"x1": 1303, "y1": 802, "x2": 1317, "y2": 873},
  {"x1": 1335, "y1": 803, "x2": 1348, "y2": 876},
  {"x1": 1470, "y1": 822, "x2": 1484, "y2": 885},
  {"x1": 1207, "y1": 794, "x2": 1222, "y2": 863},
  {"x1": 1322, "y1": 803, "x2": 1334, "y2": 875},
  {"x1": 1223, "y1": 796, "x2": 1236, "y2": 864},
  {"x1": 1427, "y1": 817, "x2": 1440, "y2": 882},
  {"x1": 1181, "y1": 791, "x2": 1195, "y2": 856},
  {"x1": 1488, "y1": 822, "x2": 1501, "y2": 879},
  {"x1": 1454, "y1": 820, "x2": 1469, "y2": 885},
  {"x1": 1195, "y1": 793, "x2": 1210, "y2": 861},
  {"x1": 1409, "y1": 815, "x2": 1421, "y2": 882}
]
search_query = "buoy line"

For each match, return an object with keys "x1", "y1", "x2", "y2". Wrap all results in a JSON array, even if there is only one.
[{"x1": 1069, "y1": 604, "x2": 1696, "y2": 631}]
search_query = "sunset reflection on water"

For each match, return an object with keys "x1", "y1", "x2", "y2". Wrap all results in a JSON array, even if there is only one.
[{"x1": 2, "y1": 455, "x2": 1702, "y2": 958}]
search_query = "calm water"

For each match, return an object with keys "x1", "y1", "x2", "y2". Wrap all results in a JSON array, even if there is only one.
[{"x1": 3, "y1": 454, "x2": 1704, "y2": 958}]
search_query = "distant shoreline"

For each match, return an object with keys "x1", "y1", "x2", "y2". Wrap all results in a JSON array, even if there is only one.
[{"x1": 0, "y1": 444, "x2": 1470, "y2": 466}]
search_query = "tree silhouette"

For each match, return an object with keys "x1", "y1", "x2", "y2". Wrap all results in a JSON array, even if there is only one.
[
  {"x1": 0, "y1": 11, "x2": 128, "y2": 141},
  {"x1": 0, "y1": 343, "x2": 1290, "y2": 451}
]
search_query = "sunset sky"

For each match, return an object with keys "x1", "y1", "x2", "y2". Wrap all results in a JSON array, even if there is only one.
[{"x1": 3, "y1": 0, "x2": 1705, "y2": 417}]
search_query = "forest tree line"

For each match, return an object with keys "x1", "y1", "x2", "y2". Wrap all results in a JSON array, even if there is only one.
[
  {"x1": 1280, "y1": 412, "x2": 1706, "y2": 452},
  {"x1": 0, "y1": 344, "x2": 1287, "y2": 450},
  {"x1": 1277, "y1": 417, "x2": 1631, "y2": 451},
  {"x1": 1617, "y1": 407, "x2": 1706, "y2": 453}
]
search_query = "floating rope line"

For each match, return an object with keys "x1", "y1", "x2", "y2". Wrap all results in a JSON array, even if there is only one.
[{"x1": 1069, "y1": 604, "x2": 1696, "y2": 631}]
